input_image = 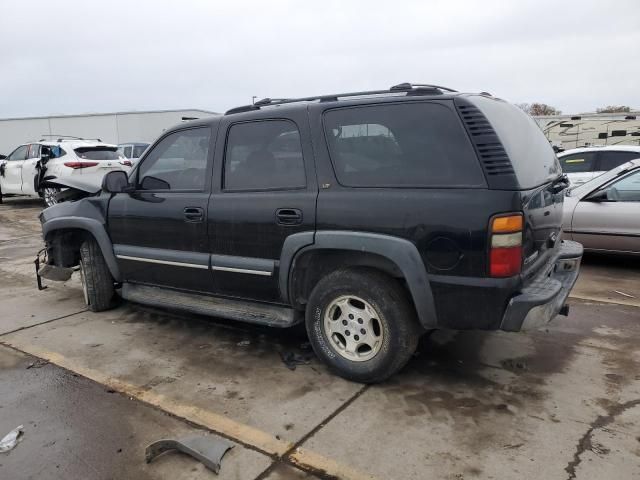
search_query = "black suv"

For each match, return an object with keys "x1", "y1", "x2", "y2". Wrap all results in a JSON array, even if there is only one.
[{"x1": 38, "y1": 83, "x2": 583, "y2": 383}]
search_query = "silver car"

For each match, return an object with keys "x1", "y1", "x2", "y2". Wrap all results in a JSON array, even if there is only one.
[{"x1": 563, "y1": 159, "x2": 640, "y2": 254}]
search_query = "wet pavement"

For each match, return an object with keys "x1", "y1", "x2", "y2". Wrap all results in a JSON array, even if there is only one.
[{"x1": 1, "y1": 196, "x2": 639, "y2": 479}]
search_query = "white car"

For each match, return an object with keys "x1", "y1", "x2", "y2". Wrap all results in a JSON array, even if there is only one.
[
  {"x1": 557, "y1": 146, "x2": 640, "y2": 186},
  {"x1": 0, "y1": 139, "x2": 132, "y2": 207},
  {"x1": 117, "y1": 142, "x2": 150, "y2": 166}
]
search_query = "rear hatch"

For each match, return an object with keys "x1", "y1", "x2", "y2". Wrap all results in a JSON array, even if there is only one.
[
  {"x1": 463, "y1": 95, "x2": 566, "y2": 279},
  {"x1": 72, "y1": 146, "x2": 130, "y2": 171}
]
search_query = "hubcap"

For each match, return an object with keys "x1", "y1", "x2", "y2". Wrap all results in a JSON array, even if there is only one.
[
  {"x1": 44, "y1": 187, "x2": 60, "y2": 207},
  {"x1": 323, "y1": 295, "x2": 384, "y2": 362},
  {"x1": 79, "y1": 260, "x2": 89, "y2": 305}
]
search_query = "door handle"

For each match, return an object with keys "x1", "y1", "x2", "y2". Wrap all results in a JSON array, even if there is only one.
[
  {"x1": 184, "y1": 207, "x2": 204, "y2": 223},
  {"x1": 276, "y1": 208, "x2": 302, "y2": 226}
]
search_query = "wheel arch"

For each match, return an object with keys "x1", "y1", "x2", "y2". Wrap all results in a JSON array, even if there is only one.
[
  {"x1": 43, "y1": 217, "x2": 121, "y2": 281},
  {"x1": 281, "y1": 231, "x2": 437, "y2": 329}
]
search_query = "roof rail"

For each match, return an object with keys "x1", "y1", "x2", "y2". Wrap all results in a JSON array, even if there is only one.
[
  {"x1": 224, "y1": 83, "x2": 458, "y2": 115},
  {"x1": 38, "y1": 134, "x2": 103, "y2": 142}
]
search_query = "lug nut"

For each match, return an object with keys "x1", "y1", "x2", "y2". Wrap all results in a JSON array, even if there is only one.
[
  {"x1": 345, "y1": 330, "x2": 350, "y2": 336},
  {"x1": 349, "y1": 314, "x2": 354, "y2": 319},
  {"x1": 342, "y1": 320, "x2": 348, "y2": 326},
  {"x1": 354, "y1": 335, "x2": 360, "y2": 341},
  {"x1": 357, "y1": 318, "x2": 363, "y2": 324},
  {"x1": 360, "y1": 329, "x2": 366, "y2": 335}
]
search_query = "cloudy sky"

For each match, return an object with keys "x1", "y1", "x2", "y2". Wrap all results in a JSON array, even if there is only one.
[{"x1": 1, "y1": 0, "x2": 639, "y2": 118}]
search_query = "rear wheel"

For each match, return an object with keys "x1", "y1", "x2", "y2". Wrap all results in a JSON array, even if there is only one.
[
  {"x1": 79, "y1": 238, "x2": 116, "y2": 312},
  {"x1": 43, "y1": 187, "x2": 61, "y2": 207},
  {"x1": 305, "y1": 268, "x2": 421, "y2": 383}
]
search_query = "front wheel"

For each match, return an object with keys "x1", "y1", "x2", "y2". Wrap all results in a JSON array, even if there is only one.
[
  {"x1": 42, "y1": 187, "x2": 61, "y2": 208},
  {"x1": 305, "y1": 268, "x2": 421, "y2": 383},
  {"x1": 79, "y1": 238, "x2": 116, "y2": 312}
]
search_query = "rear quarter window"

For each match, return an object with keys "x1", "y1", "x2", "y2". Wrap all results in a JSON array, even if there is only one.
[
  {"x1": 470, "y1": 96, "x2": 561, "y2": 189},
  {"x1": 322, "y1": 102, "x2": 486, "y2": 188}
]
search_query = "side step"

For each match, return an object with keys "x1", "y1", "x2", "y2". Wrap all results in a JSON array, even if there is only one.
[{"x1": 121, "y1": 283, "x2": 301, "y2": 328}]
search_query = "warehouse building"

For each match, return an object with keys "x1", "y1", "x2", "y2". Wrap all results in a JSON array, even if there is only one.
[
  {"x1": 0, "y1": 109, "x2": 218, "y2": 155},
  {"x1": 534, "y1": 111, "x2": 640, "y2": 151}
]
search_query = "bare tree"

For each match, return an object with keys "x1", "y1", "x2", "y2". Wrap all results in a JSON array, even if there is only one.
[
  {"x1": 516, "y1": 103, "x2": 562, "y2": 116},
  {"x1": 596, "y1": 105, "x2": 632, "y2": 113}
]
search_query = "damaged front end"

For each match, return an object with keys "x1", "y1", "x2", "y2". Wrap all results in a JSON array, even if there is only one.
[{"x1": 34, "y1": 247, "x2": 74, "y2": 290}]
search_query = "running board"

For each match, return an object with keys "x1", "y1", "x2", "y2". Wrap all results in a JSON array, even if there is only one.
[{"x1": 121, "y1": 283, "x2": 301, "y2": 328}]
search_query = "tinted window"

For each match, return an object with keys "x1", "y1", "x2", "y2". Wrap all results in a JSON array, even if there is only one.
[
  {"x1": 323, "y1": 103, "x2": 485, "y2": 188},
  {"x1": 472, "y1": 96, "x2": 561, "y2": 188},
  {"x1": 132, "y1": 145, "x2": 148, "y2": 157},
  {"x1": 124, "y1": 146, "x2": 133, "y2": 158},
  {"x1": 559, "y1": 152, "x2": 597, "y2": 173},
  {"x1": 138, "y1": 128, "x2": 211, "y2": 191},
  {"x1": 606, "y1": 169, "x2": 640, "y2": 202},
  {"x1": 28, "y1": 144, "x2": 40, "y2": 159},
  {"x1": 75, "y1": 147, "x2": 122, "y2": 160},
  {"x1": 224, "y1": 120, "x2": 306, "y2": 191},
  {"x1": 47, "y1": 145, "x2": 67, "y2": 158},
  {"x1": 599, "y1": 151, "x2": 640, "y2": 171},
  {"x1": 7, "y1": 145, "x2": 28, "y2": 161}
]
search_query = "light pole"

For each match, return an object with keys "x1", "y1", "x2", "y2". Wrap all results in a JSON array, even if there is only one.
[{"x1": 252, "y1": 96, "x2": 258, "y2": 105}]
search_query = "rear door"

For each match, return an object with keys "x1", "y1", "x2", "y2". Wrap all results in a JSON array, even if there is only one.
[
  {"x1": 571, "y1": 168, "x2": 640, "y2": 253},
  {"x1": 207, "y1": 113, "x2": 317, "y2": 303},
  {"x1": 1, "y1": 145, "x2": 28, "y2": 193},
  {"x1": 108, "y1": 126, "x2": 216, "y2": 292}
]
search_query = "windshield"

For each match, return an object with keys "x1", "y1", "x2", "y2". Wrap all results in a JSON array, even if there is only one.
[{"x1": 74, "y1": 147, "x2": 122, "y2": 160}]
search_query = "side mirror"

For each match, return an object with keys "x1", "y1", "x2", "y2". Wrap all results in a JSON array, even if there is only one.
[
  {"x1": 102, "y1": 170, "x2": 130, "y2": 193},
  {"x1": 585, "y1": 189, "x2": 608, "y2": 202},
  {"x1": 140, "y1": 175, "x2": 170, "y2": 191}
]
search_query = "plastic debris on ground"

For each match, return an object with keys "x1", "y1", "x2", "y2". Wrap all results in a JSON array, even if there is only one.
[{"x1": 0, "y1": 426, "x2": 24, "y2": 453}]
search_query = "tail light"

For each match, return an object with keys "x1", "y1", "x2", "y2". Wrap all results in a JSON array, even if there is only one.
[
  {"x1": 64, "y1": 161, "x2": 99, "y2": 169},
  {"x1": 489, "y1": 213, "x2": 523, "y2": 277}
]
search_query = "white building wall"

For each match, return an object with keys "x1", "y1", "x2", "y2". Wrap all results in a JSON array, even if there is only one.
[{"x1": 0, "y1": 109, "x2": 217, "y2": 154}]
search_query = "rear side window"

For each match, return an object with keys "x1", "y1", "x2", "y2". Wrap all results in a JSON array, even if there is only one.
[
  {"x1": 74, "y1": 147, "x2": 122, "y2": 160},
  {"x1": 559, "y1": 152, "x2": 597, "y2": 173},
  {"x1": 323, "y1": 103, "x2": 485, "y2": 188},
  {"x1": 28, "y1": 144, "x2": 40, "y2": 159},
  {"x1": 224, "y1": 120, "x2": 306, "y2": 191},
  {"x1": 471, "y1": 96, "x2": 561, "y2": 189},
  {"x1": 599, "y1": 151, "x2": 640, "y2": 171}
]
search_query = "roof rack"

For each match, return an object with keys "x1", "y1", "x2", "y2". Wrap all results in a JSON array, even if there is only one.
[
  {"x1": 38, "y1": 134, "x2": 102, "y2": 142},
  {"x1": 225, "y1": 83, "x2": 458, "y2": 115}
]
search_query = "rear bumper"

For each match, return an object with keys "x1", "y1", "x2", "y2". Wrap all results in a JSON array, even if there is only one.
[{"x1": 499, "y1": 240, "x2": 583, "y2": 332}]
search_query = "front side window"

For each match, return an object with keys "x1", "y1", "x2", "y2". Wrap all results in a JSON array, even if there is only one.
[
  {"x1": 138, "y1": 128, "x2": 211, "y2": 191},
  {"x1": 323, "y1": 103, "x2": 485, "y2": 187},
  {"x1": 605, "y1": 169, "x2": 640, "y2": 202},
  {"x1": 7, "y1": 145, "x2": 28, "y2": 161},
  {"x1": 599, "y1": 151, "x2": 640, "y2": 171},
  {"x1": 559, "y1": 152, "x2": 597, "y2": 173},
  {"x1": 224, "y1": 120, "x2": 306, "y2": 191}
]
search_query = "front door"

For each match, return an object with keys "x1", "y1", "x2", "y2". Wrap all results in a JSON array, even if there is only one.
[
  {"x1": 208, "y1": 114, "x2": 317, "y2": 303},
  {"x1": 108, "y1": 126, "x2": 216, "y2": 292},
  {"x1": 1, "y1": 145, "x2": 28, "y2": 194},
  {"x1": 22, "y1": 144, "x2": 41, "y2": 196},
  {"x1": 572, "y1": 168, "x2": 640, "y2": 253}
]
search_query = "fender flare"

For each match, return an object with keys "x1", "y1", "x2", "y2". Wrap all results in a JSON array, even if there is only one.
[
  {"x1": 42, "y1": 217, "x2": 121, "y2": 281},
  {"x1": 281, "y1": 231, "x2": 437, "y2": 329}
]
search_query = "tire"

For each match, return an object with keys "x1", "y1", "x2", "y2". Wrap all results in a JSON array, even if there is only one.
[
  {"x1": 79, "y1": 238, "x2": 116, "y2": 312},
  {"x1": 305, "y1": 268, "x2": 421, "y2": 383},
  {"x1": 43, "y1": 187, "x2": 61, "y2": 208}
]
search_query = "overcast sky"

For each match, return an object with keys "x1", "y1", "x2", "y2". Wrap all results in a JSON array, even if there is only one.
[{"x1": 1, "y1": 0, "x2": 639, "y2": 118}]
